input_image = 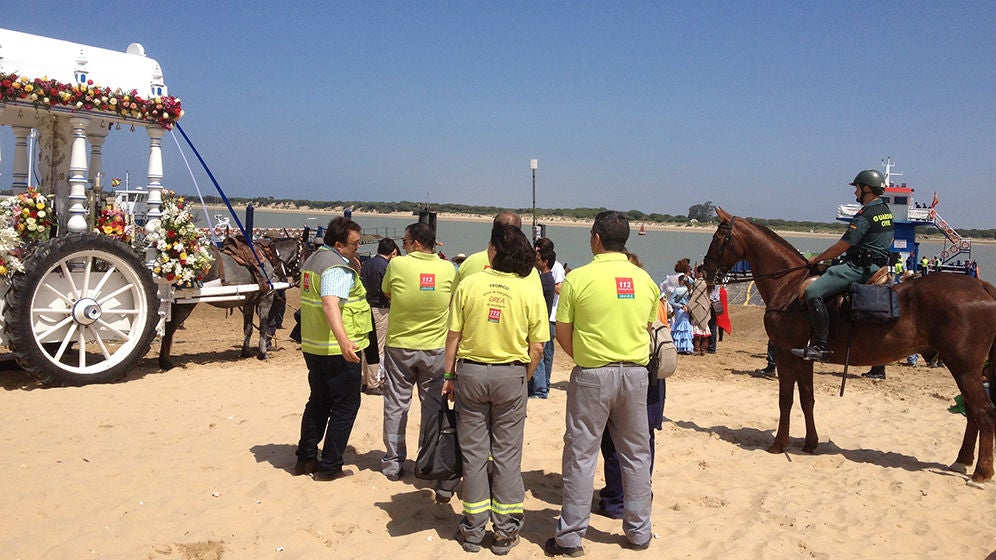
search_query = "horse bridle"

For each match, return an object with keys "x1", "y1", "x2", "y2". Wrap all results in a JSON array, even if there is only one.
[
  {"x1": 703, "y1": 217, "x2": 736, "y2": 285},
  {"x1": 703, "y1": 216, "x2": 810, "y2": 284},
  {"x1": 270, "y1": 234, "x2": 305, "y2": 286}
]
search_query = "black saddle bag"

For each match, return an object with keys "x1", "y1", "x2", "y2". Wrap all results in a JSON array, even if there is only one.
[{"x1": 849, "y1": 283, "x2": 900, "y2": 322}]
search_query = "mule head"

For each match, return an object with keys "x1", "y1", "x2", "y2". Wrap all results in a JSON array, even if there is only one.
[
  {"x1": 270, "y1": 237, "x2": 308, "y2": 285},
  {"x1": 702, "y1": 207, "x2": 742, "y2": 284}
]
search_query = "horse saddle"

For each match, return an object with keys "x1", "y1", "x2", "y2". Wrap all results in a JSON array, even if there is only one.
[
  {"x1": 219, "y1": 235, "x2": 272, "y2": 290},
  {"x1": 796, "y1": 265, "x2": 892, "y2": 305}
]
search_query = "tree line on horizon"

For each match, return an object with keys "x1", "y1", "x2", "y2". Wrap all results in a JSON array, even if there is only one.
[{"x1": 194, "y1": 194, "x2": 996, "y2": 239}]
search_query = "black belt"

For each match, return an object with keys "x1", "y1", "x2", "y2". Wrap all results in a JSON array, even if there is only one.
[{"x1": 461, "y1": 360, "x2": 526, "y2": 367}]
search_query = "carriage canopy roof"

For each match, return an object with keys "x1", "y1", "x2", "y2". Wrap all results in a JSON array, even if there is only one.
[{"x1": 0, "y1": 28, "x2": 169, "y2": 99}]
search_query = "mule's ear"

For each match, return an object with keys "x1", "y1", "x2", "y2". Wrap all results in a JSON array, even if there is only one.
[{"x1": 715, "y1": 207, "x2": 732, "y2": 223}]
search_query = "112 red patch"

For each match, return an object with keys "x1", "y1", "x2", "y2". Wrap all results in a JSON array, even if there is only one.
[{"x1": 616, "y1": 277, "x2": 635, "y2": 299}]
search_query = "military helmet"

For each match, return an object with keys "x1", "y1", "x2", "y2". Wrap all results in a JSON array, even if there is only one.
[{"x1": 849, "y1": 169, "x2": 885, "y2": 192}]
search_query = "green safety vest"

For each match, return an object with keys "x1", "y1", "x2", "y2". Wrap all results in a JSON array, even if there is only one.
[{"x1": 299, "y1": 247, "x2": 372, "y2": 356}]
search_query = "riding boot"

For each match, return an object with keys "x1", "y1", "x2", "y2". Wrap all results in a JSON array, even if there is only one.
[
  {"x1": 862, "y1": 365, "x2": 886, "y2": 379},
  {"x1": 792, "y1": 297, "x2": 830, "y2": 361}
]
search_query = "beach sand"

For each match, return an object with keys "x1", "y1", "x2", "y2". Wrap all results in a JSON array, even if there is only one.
[{"x1": 1, "y1": 292, "x2": 993, "y2": 559}]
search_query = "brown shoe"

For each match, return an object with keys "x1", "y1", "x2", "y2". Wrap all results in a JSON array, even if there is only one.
[{"x1": 292, "y1": 459, "x2": 318, "y2": 476}]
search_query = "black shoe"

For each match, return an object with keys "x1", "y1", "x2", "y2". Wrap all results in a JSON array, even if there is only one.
[
  {"x1": 384, "y1": 469, "x2": 402, "y2": 482},
  {"x1": 491, "y1": 535, "x2": 520, "y2": 556},
  {"x1": 313, "y1": 468, "x2": 348, "y2": 481},
  {"x1": 545, "y1": 537, "x2": 584, "y2": 557},
  {"x1": 862, "y1": 368, "x2": 886, "y2": 380},
  {"x1": 754, "y1": 366, "x2": 777, "y2": 378},
  {"x1": 791, "y1": 345, "x2": 830, "y2": 361},
  {"x1": 594, "y1": 506, "x2": 624, "y2": 520},
  {"x1": 292, "y1": 458, "x2": 318, "y2": 476},
  {"x1": 622, "y1": 538, "x2": 651, "y2": 551}
]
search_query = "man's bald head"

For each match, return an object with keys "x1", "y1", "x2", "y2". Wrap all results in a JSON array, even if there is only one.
[{"x1": 493, "y1": 211, "x2": 522, "y2": 228}]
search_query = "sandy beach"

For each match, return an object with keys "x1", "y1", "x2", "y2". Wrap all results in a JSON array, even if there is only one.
[{"x1": 1, "y1": 292, "x2": 994, "y2": 559}]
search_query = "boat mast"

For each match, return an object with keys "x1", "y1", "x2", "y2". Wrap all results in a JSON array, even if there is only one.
[{"x1": 881, "y1": 156, "x2": 902, "y2": 188}]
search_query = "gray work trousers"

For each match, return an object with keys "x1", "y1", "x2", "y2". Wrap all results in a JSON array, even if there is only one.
[
  {"x1": 555, "y1": 364, "x2": 653, "y2": 548},
  {"x1": 381, "y1": 346, "x2": 458, "y2": 495},
  {"x1": 455, "y1": 361, "x2": 528, "y2": 544}
]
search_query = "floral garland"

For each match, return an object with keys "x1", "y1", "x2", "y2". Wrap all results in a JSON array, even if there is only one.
[
  {"x1": 3, "y1": 187, "x2": 55, "y2": 243},
  {"x1": 97, "y1": 206, "x2": 131, "y2": 243},
  {"x1": 0, "y1": 187, "x2": 57, "y2": 278},
  {"x1": 0, "y1": 213, "x2": 26, "y2": 278},
  {"x1": 0, "y1": 72, "x2": 183, "y2": 129},
  {"x1": 145, "y1": 191, "x2": 214, "y2": 286}
]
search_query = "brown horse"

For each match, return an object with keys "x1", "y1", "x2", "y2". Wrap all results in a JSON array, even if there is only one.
[
  {"x1": 702, "y1": 208, "x2": 996, "y2": 486},
  {"x1": 158, "y1": 235, "x2": 307, "y2": 370}
]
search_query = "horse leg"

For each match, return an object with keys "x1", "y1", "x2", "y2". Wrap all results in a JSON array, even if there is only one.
[
  {"x1": 240, "y1": 302, "x2": 254, "y2": 358},
  {"x1": 769, "y1": 360, "x2": 799, "y2": 453},
  {"x1": 256, "y1": 293, "x2": 275, "y2": 361},
  {"x1": 159, "y1": 303, "x2": 197, "y2": 370},
  {"x1": 947, "y1": 356, "x2": 994, "y2": 484},
  {"x1": 962, "y1": 388, "x2": 994, "y2": 484},
  {"x1": 953, "y1": 416, "x2": 978, "y2": 473},
  {"x1": 797, "y1": 361, "x2": 819, "y2": 453}
]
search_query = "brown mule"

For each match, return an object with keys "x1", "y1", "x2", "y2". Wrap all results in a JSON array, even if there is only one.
[{"x1": 702, "y1": 208, "x2": 996, "y2": 486}]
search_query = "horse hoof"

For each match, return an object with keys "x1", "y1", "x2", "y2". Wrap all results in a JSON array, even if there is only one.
[
  {"x1": 949, "y1": 462, "x2": 971, "y2": 474},
  {"x1": 257, "y1": 353, "x2": 268, "y2": 361},
  {"x1": 159, "y1": 360, "x2": 174, "y2": 371},
  {"x1": 966, "y1": 479, "x2": 985, "y2": 490}
]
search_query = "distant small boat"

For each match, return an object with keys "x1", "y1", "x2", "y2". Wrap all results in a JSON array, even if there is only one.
[{"x1": 638, "y1": 223, "x2": 647, "y2": 236}]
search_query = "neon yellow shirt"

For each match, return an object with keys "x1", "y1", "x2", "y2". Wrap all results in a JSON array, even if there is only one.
[
  {"x1": 449, "y1": 268, "x2": 549, "y2": 364},
  {"x1": 382, "y1": 251, "x2": 455, "y2": 349},
  {"x1": 556, "y1": 252, "x2": 659, "y2": 367},
  {"x1": 453, "y1": 248, "x2": 542, "y2": 292}
]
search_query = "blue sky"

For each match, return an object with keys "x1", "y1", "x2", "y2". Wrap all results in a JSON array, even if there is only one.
[{"x1": 3, "y1": 1, "x2": 994, "y2": 227}]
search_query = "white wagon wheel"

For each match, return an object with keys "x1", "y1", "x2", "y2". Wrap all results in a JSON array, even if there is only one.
[{"x1": 4, "y1": 233, "x2": 158, "y2": 386}]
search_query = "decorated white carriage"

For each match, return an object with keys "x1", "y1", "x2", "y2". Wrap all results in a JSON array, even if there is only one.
[{"x1": 0, "y1": 28, "x2": 288, "y2": 385}]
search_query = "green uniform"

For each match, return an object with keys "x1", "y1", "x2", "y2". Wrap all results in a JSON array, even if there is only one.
[{"x1": 805, "y1": 197, "x2": 894, "y2": 301}]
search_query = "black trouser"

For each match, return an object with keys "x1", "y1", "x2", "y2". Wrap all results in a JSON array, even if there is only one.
[{"x1": 297, "y1": 353, "x2": 362, "y2": 472}]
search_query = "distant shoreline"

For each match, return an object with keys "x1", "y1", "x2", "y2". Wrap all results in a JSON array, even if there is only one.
[{"x1": 204, "y1": 204, "x2": 993, "y2": 245}]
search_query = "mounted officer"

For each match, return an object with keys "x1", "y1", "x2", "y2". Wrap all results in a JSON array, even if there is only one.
[{"x1": 792, "y1": 169, "x2": 894, "y2": 360}]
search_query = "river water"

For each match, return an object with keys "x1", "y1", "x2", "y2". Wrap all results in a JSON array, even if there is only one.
[{"x1": 211, "y1": 208, "x2": 994, "y2": 286}]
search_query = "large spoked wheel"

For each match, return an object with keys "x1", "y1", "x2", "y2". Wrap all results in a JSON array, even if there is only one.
[{"x1": 4, "y1": 233, "x2": 158, "y2": 386}]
